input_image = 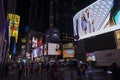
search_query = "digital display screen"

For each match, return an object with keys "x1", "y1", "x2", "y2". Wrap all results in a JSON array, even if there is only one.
[
  {"x1": 32, "y1": 36, "x2": 38, "y2": 48},
  {"x1": 86, "y1": 52, "x2": 96, "y2": 61},
  {"x1": 73, "y1": 0, "x2": 120, "y2": 40},
  {"x1": 114, "y1": 10, "x2": 120, "y2": 25},
  {"x1": 63, "y1": 49, "x2": 74, "y2": 58},
  {"x1": 63, "y1": 43, "x2": 74, "y2": 58},
  {"x1": 29, "y1": 31, "x2": 43, "y2": 49},
  {"x1": 32, "y1": 45, "x2": 43, "y2": 57},
  {"x1": 48, "y1": 43, "x2": 61, "y2": 55}
]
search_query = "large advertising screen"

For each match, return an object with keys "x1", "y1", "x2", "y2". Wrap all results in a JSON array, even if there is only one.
[
  {"x1": 114, "y1": 10, "x2": 120, "y2": 25},
  {"x1": 29, "y1": 31, "x2": 43, "y2": 49},
  {"x1": 63, "y1": 43, "x2": 74, "y2": 58},
  {"x1": 32, "y1": 45, "x2": 43, "y2": 57},
  {"x1": 73, "y1": 0, "x2": 120, "y2": 40},
  {"x1": 86, "y1": 52, "x2": 96, "y2": 61},
  {"x1": 7, "y1": 13, "x2": 20, "y2": 42},
  {"x1": 48, "y1": 43, "x2": 61, "y2": 55}
]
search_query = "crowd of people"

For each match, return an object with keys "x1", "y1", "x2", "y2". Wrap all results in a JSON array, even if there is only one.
[
  {"x1": 1, "y1": 60, "x2": 119, "y2": 80},
  {"x1": 0, "y1": 60, "x2": 89, "y2": 80}
]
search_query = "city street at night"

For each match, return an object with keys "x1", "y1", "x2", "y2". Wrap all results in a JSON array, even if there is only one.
[
  {"x1": 0, "y1": 0, "x2": 120, "y2": 80},
  {"x1": 1, "y1": 66, "x2": 112, "y2": 80}
]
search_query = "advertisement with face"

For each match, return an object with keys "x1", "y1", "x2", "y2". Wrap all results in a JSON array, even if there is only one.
[
  {"x1": 32, "y1": 36, "x2": 38, "y2": 48},
  {"x1": 29, "y1": 31, "x2": 43, "y2": 49},
  {"x1": 73, "y1": 0, "x2": 120, "y2": 40},
  {"x1": 32, "y1": 46, "x2": 43, "y2": 58},
  {"x1": 48, "y1": 43, "x2": 61, "y2": 55}
]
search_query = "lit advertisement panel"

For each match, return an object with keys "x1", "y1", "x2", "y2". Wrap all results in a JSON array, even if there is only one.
[
  {"x1": 114, "y1": 10, "x2": 120, "y2": 25},
  {"x1": 73, "y1": 0, "x2": 120, "y2": 40},
  {"x1": 63, "y1": 43, "x2": 74, "y2": 58},
  {"x1": 44, "y1": 44, "x2": 48, "y2": 55},
  {"x1": 63, "y1": 49, "x2": 74, "y2": 58},
  {"x1": 29, "y1": 31, "x2": 43, "y2": 49},
  {"x1": 32, "y1": 46, "x2": 43, "y2": 57},
  {"x1": 7, "y1": 13, "x2": 20, "y2": 42},
  {"x1": 38, "y1": 45, "x2": 43, "y2": 56},
  {"x1": 48, "y1": 43, "x2": 61, "y2": 55},
  {"x1": 115, "y1": 30, "x2": 120, "y2": 49},
  {"x1": 86, "y1": 52, "x2": 96, "y2": 61},
  {"x1": 37, "y1": 37, "x2": 43, "y2": 47},
  {"x1": 31, "y1": 36, "x2": 43, "y2": 48},
  {"x1": 32, "y1": 36, "x2": 38, "y2": 48}
]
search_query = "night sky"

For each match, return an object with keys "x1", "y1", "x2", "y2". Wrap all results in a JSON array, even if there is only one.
[{"x1": 16, "y1": 0, "x2": 30, "y2": 34}]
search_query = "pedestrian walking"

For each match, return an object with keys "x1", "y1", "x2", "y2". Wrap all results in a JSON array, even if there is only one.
[
  {"x1": 24, "y1": 63, "x2": 30, "y2": 79},
  {"x1": 4, "y1": 62, "x2": 9, "y2": 77},
  {"x1": 110, "y1": 62, "x2": 120, "y2": 80},
  {"x1": 17, "y1": 62, "x2": 24, "y2": 80}
]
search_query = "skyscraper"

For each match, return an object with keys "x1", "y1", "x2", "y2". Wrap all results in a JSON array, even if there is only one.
[
  {"x1": 49, "y1": 0, "x2": 96, "y2": 43},
  {"x1": 29, "y1": 0, "x2": 49, "y2": 33}
]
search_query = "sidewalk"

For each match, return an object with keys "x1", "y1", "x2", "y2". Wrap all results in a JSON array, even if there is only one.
[
  {"x1": 1, "y1": 67, "x2": 112, "y2": 80},
  {"x1": 82, "y1": 67, "x2": 112, "y2": 80},
  {"x1": 62, "y1": 67, "x2": 112, "y2": 80}
]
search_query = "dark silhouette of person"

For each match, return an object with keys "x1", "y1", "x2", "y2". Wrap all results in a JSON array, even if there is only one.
[
  {"x1": 17, "y1": 62, "x2": 24, "y2": 80},
  {"x1": 24, "y1": 63, "x2": 30, "y2": 79},
  {"x1": 110, "y1": 62, "x2": 120, "y2": 80},
  {"x1": 30, "y1": 62, "x2": 34, "y2": 74},
  {"x1": 46, "y1": 62, "x2": 50, "y2": 72},
  {"x1": 4, "y1": 62, "x2": 9, "y2": 77}
]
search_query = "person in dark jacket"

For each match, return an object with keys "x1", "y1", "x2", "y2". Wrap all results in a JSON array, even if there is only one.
[
  {"x1": 110, "y1": 62, "x2": 120, "y2": 80},
  {"x1": 17, "y1": 62, "x2": 24, "y2": 80}
]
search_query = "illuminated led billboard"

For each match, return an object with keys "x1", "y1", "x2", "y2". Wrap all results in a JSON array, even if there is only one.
[
  {"x1": 114, "y1": 10, "x2": 120, "y2": 25},
  {"x1": 29, "y1": 31, "x2": 43, "y2": 49},
  {"x1": 86, "y1": 52, "x2": 96, "y2": 61},
  {"x1": 73, "y1": 0, "x2": 120, "y2": 40},
  {"x1": 32, "y1": 45, "x2": 43, "y2": 57},
  {"x1": 48, "y1": 43, "x2": 61, "y2": 55},
  {"x1": 63, "y1": 43, "x2": 74, "y2": 58},
  {"x1": 7, "y1": 13, "x2": 20, "y2": 42}
]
